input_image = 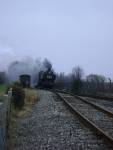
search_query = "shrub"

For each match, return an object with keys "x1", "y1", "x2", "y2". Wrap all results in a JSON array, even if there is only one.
[{"x1": 12, "y1": 82, "x2": 25, "y2": 109}]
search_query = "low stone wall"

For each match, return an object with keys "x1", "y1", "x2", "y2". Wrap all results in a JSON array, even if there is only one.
[{"x1": 0, "y1": 91, "x2": 12, "y2": 150}]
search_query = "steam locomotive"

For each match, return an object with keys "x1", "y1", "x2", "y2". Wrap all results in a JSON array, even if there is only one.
[
  {"x1": 38, "y1": 68, "x2": 56, "y2": 89},
  {"x1": 19, "y1": 68, "x2": 56, "y2": 89}
]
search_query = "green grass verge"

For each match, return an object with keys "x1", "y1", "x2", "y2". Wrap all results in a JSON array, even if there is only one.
[{"x1": 0, "y1": 84, "x2": 6, "y2": 96}]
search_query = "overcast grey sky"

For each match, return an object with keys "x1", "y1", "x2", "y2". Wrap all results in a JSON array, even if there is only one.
[{"x1": 0, "y1": 0, "x2": 113, "y2": 78}]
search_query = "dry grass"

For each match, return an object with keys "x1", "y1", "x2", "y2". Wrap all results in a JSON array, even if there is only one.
[
  {"x1": 8, "y1": 88, "x2": 38, "y2": 150},
  {"x1": 9, "y1": 88, "x2": 38, "y2": 127},
  {"x1": 11, "y1": 88, "x2": 38, "y2": 119},
  {"x1": 17, "y1": 88, "x2": 38, "y2": 118},
  {"x1": 24, "y1": 88, "x2": 38, "y2": 105}
]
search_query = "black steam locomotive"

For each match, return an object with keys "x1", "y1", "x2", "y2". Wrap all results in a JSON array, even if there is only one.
[
  {"x1": 19, "y1": 68, "x2": 56, "y2": 89},
  {"x1": 38, "y1": 68, "x2": 56, "y2": 89}
]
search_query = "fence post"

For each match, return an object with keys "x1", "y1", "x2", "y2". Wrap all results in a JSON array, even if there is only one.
[{"x1": 0, "y1": 90, "x2": 12, "y2": 150}]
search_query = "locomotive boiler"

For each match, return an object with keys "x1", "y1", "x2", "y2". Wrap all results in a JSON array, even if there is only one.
[{"x1": 38, "y1": 68, "x2": 56, "y2": 89}]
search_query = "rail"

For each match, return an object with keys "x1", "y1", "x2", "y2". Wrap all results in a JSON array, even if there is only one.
[
  {"x1": 54, "y1": 90, "x2": 113, "y2": 146},
  {"x1": 56, "y1": 89, "x2": 113, "y2": 117}
]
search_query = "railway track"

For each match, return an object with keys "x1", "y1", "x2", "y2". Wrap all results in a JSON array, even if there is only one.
[
  {"x1": 54, "y1": 90, "x2": 113, "y2": 146},
  {"x1": 80, "y1": 96, "x2": 113, "y2": 113}
]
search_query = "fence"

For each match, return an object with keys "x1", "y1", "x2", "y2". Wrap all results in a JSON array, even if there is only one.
[{"x1": 0, "y1": 91, "x2": 12, "y2": 150}]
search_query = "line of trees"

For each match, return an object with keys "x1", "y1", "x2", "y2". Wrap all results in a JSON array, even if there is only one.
[
  {"x1": 55, "y1": 66, "x2": 113, "y2": 95},
  {"x1": 0, "y1": 59, "x2": 113, "y2": 95}
]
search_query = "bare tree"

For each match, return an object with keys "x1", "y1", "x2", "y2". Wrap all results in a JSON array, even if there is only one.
[
  {"x1": 55, "y1": 72, "x2": 65, "y2": 89},
  {"x1": 0, "y1": 72, "x2": 7, "y2": 84},
  {"x1": 86, "y1": 74, "x2": 106, "y2": 94},
  {"x1": 108, "y1": 78, "x2": 112, "y2": 92},
  {"x1": 71, "y1": 66, "x2": 84, "y2": 94}
]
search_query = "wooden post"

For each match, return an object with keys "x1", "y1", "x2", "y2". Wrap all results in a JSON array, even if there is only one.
[{"x1": 0, "y1": 90, "x2": 12, "y2": 150}]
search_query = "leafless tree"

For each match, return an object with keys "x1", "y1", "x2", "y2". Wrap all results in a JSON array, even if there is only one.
[
  {"x1": 0, "y1": 72, "x2": 7, "y2": 84},
  {"x1": 71, "y1": 66, "x2": 84, "y2": 94},
  {"x1": 86, "y1": 74, "x2": 106, "y2": 94}
]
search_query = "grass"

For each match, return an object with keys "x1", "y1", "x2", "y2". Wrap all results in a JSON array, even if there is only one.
[
  {"x1": 0, "y1": 84, "x2": 6, "y2": 96},
  {"x1": 8, "y1": 88, "x2": 38, "y2": 149},
  {"x1": 24, "y1": 88, "x2": 38, "y2": 105},
  {"x1": 16, "y1": 88, "x2": 38, "y2": 118}
]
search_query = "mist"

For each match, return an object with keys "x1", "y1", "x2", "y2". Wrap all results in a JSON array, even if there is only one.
[
  {"x1": 7, "y1": 57, "x2": 53, "y2": 85},
  {"x1": 0, "y1": 0, "x2": 113, "y2": 79}
]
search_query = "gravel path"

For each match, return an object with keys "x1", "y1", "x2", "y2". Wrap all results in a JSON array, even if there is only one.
[{"x1": 12, "y1": 90, "x2": 113, "y2": 150}]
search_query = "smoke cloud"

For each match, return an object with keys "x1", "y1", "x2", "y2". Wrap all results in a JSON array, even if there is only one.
[
  {"x1": 0, "y1": 46, "x2": 16, "y2": 71},
  {"x1": 7, "y1": 57, "x2": 53, "y2": 85}
]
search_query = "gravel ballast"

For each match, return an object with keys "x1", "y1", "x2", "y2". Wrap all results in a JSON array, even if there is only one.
[{"x1": 11, "y1": 90, "x2": 112, "y2": 150}]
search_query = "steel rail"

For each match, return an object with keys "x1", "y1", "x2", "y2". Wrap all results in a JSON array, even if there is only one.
[
  {"x1": 56, "y1": 89, "x2": 113, "y2": 117},
  {"x1": 55, "y1": 91, "x2": 113, "y2": 145}
]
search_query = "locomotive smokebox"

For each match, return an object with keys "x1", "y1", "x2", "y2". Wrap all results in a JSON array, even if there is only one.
[
  {"x1": 19, "y1": 74, "x2": 31, "y2": 88},
  {"x1": 38, "y1": 68, "x2": 56, "y2": 89}
]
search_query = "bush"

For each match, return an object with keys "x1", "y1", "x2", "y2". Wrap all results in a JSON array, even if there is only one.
[
  {"x1": 0, "y1": 84, "x2": 7, "y2": 95},
  {"x1": 12, "y1": 82, "x2": 25, "y2": 109}
]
